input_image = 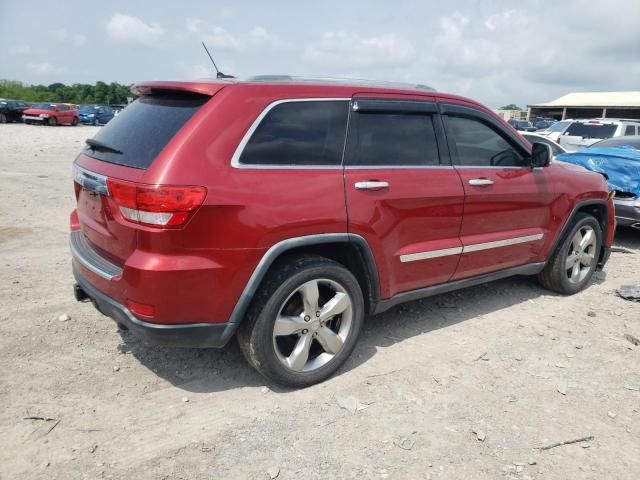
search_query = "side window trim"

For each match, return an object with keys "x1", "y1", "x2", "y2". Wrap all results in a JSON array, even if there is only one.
[
  {"x1": 231, "y1": 98, "x2": 350, "y2": 170},
  {"x1": 346, "y1": 98, "x2": 450, "y2": 168},
  {"x1": 440, "y1": 103, "x2": 531, "y2": 168}
]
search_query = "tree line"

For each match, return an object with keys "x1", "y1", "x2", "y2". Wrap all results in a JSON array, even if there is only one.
[{"x1": 0, "y1": 80, "x2": 134, "y2": 105}]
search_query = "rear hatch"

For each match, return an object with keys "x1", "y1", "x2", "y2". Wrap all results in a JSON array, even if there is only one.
[
  {"x1": 73, "y1": 87, "x2": 215, "y2": 265},
  {"x1": 559, "y1": 121, "x2": 617, "y2": 151}
]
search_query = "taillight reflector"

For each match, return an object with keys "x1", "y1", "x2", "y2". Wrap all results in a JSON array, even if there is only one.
[
  {"x1": 127, "y1": 300, "x2": 155, "y2": 317},
  {"x1": 106, "y1": 178, "x2": 206, "y2": 227}
]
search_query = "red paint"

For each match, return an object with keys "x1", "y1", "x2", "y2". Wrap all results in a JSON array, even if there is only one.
[
  {"x1": 71, "y1": 79, "x2": 615, "y2": 326},
  {"x1": 22, "y1": 104, "x2": 78, "y2": 125}
]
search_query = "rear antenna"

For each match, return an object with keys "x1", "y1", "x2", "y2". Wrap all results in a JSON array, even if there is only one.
[{"x1": 201, "y1": 41, "x2": 234, "y2": 78}]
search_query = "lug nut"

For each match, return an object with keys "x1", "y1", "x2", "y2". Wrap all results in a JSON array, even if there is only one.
[
  {"x1": 302, "y1": 329, "x2": 308, "y2": 334},
  {"x1": 316, "y1": 311, "x2": 321, "y2": 317},
  {"x1": 304, "y1": 315, "x2": 310, "y2": 321}
]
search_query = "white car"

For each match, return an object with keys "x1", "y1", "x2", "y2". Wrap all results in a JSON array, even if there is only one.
[
  {"x1": 521, "y1": 132, "x2": 567, "y2": 160},
  {"x1": 534, "y1": 120, "x2": 573, "y2": 144},
  {"x1": 558, "y1": 118, "x2": 640, "y2": 152}
]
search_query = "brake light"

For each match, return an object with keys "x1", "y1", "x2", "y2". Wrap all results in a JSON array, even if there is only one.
[{"x1": 107, "y1": 178, "x2": 206, "y2": 227}]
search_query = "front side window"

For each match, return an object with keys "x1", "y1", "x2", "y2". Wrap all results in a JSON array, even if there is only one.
[
  {"x1": 239, "y1": 100, "x2": 349, "y2": 166},
  {"x1": 447, "y1": 116, "x2": 525, "y2": 167},
  {"x1": 345, "y1": 112, "x2": 440, "y2": 166}
]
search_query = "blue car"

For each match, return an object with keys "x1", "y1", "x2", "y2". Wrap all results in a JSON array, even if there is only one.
[
  {"x1": 77, "y1": 104, "x2": 114, "y2": 126},
  {"x1": 556, "y1": 136, "x2": 640, "y2": 230}
]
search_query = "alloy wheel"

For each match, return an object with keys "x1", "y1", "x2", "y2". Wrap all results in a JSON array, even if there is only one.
[
  {"x1": 565, "y1": 225, "x2": 596, "y2": 284},
  {"x1": 272, "y1": 278, "x2": 353, "y2": 372}
]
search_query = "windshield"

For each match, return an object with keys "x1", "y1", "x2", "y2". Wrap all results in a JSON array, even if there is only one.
[
  {"x1": 78, "y1": 105, "x2": 98, "y2": 112},
  {"x1": 547, "y1": 120, "x2": 571, "y2": 133},
  {"x1": 565, "y1": 123, "x2": 617, "y2": 139},
  {"x1": 589, "y1": 136, "x2": 640, "y2": 149},
  {"x1": 83, "y1": 93, "x2": 208, "y2": 169},
  {"x1": 31, "y1": 103, "x2": 56, "y2": 110}
]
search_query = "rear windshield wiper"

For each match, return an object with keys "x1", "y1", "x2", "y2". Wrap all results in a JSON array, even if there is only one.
[{"x1": 85, "y1": 138, "x2": 123, "y2": 155}]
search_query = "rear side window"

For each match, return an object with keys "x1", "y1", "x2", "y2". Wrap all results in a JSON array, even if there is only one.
[
  {"x1": 84, "y1": 93, "x2": 208, "y2": 169},
  {"x1": 564, "y1": 123, "x2": 617, "y2": 139},
  {"x1": 447, "y1": 116, "x2": 525, "y2": 167},
  {"x1": 345, "y1": 112, "x2": 440, "y2": 166},
  {"x1": 239, "y1": 100, "x2": 349, "y2": 166},
  {"x1": 624, "y1": 125, "x2": 636, "y2": 136}
]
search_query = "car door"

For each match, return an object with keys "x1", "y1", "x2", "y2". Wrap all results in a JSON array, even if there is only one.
[
  {"x1": 440, "y1": 102, "x2": 555, "y2": 280},
  {"x1": 344, "y1": 96, "x2": 465, "y2": 298}
]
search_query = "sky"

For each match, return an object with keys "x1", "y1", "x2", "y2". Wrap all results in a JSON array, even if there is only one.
[{"x1": 1, "y1": 0, "x2": 639, "y2": 108}]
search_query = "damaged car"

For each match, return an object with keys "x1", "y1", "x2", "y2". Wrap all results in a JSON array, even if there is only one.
[{"x1": 557, "y1": 136, "x2": 640, "y2": 230}]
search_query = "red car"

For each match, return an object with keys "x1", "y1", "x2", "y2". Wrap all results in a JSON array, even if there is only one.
[
  {"x1": 70, "y1": 78, "x2": 615, "y2": 387},
  {"x1": 23, "y1": 103, "x2": 79, "y2": 126}
]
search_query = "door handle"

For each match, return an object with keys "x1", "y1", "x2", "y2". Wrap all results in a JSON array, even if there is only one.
[
  {"x1": 354, "y1": 181, "x2": 389, "y2": 191},
  {"x1": 468, "y1": 178, "x2": 494, "y2": 186}
]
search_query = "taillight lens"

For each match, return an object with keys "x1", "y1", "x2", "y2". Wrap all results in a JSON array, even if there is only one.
[{"x1": 107, "y1": 178, "x2": 206, "y2": 227}]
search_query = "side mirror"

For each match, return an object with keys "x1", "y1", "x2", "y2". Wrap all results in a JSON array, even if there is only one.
[{"x1": 530, "y1": 142, "x2": 552, "y2": 168}]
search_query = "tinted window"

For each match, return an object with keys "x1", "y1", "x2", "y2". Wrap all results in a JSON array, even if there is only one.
[
  {"x1": 59, "y1": 104, "x2": 69, "y2": 111},
  {"x1": 624, "y1": 125, "x2": 636, "y2": 136},
  {"x1": 564, "y1": 123, "x2": 617, "y2": 139},
  {"x1": 345, "y1": 112, "x2": 440, "y2": 166},
  {"x1": 83, "y1": 93, "x2": 207, "y2": 169},
  {"x1": 240, "y1": 101, "x2": 349, "y2": 166},
  {"x1": 447, "y1": 116, "x2": 525, "y2": 167}
]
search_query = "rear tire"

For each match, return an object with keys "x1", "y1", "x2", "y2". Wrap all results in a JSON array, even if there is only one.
[
  {"x1": 538, "y1": 213, "x2": 602, "y2": 294},
  {"x1": 72, "y1": 117, "x2": 78, "y2": 126},
  {"x1": 238, "y1": 255, "x2": 364, "y2": 388}
]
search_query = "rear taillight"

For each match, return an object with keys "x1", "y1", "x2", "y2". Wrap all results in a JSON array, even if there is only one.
[{"x1": 106, "y1": 178, "x2": 206, "y2": 227}]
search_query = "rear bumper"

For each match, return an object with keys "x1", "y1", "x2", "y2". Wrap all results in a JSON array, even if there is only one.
[{"x1": 73, "y1": 267, "x2": 237, "y2": 348}]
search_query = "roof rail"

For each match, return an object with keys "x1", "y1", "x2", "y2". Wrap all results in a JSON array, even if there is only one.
[{"x1": 246, "y1": 75, "x2": 436, "y2": 92}]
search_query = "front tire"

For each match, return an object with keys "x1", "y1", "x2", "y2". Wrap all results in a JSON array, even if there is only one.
[
  {"x1": 93, "y1": 118, "x2": 100, "y2": 126},
  {"x1": 538, "y1": 213, "x2": 602, "y2": 294},
  {"x1": 238, "y1": 255, "x2": 364, "y2": 388},
  {"x1": 0, "y1": 113, "x2": 6, "y2": 123},
  {"x1": 48, "y1": 117, "x2": 57, "y2": 126}
]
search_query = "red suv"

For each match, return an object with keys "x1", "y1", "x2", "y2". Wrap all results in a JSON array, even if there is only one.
[{"x1": 70, "y1": 78, "x2": 615, "y2": 387}]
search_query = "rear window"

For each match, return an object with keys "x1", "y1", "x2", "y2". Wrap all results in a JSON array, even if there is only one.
[
  {"x1": 565, "y1": 122, "x2": 617, "y2": 139},
  {"x1": 83, "y1": 93, "x2": 208, "y2": 169}
]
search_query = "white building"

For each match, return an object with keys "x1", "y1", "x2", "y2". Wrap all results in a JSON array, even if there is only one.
[{"x1": 527, "y1": 91, "x2": 640, "y2": 120}]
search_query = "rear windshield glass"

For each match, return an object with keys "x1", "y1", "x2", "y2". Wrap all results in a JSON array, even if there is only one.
[
  {"x1": 565, "y1": 123, "x2": 617, "y2": 139},
  {"x1": 83, "y1": 93, "x2": 208, "y2": 169}
]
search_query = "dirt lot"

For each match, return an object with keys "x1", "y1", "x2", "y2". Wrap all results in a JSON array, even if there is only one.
[{"x1": 0, "y1": 123, "x2": 639, "y2": 479}]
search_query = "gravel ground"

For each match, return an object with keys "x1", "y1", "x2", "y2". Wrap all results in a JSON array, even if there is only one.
[{"x1": 1, "y1": 123, "x2": 639, "y2": 480}]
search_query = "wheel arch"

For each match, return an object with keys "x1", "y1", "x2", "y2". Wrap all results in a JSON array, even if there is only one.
[
  {"x1": 227, "y1": 234, "x2": 380, "y2": 329},
  {"x1": 548, "y1": 199, "x2": 610, "y2": 267}
]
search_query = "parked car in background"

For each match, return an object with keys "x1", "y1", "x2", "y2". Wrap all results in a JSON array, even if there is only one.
[
  {"x1": 70, "y1": 77, "x2": 615, "y2": 387},
  {"x1": 522, "y1": 133, "x2": 567, "y2": 160},
  {"x1": 0, "y1": 99, "x2": 30, "y2": 123},
  {"x1": 557, "y1": 136, "x2": 640, "y2": 229},
  {"x1": 508, "y1": 119, "x2": 537, "y2": 132},
  {"x1": 109, "y1": 104, "x2": 127, "y2": 116},
  {"x1": 536, "y1": 119, "x2": 573, "y2": 144},
  {"x1": 78, "y1": 104, "x2": 115, "y2": 125},
  {"x1": 22, "y1": 103, "x2": 79, "y2": 126},
  {"x1": 558, "y1": 118, "x2": 640, "y2": 152}
]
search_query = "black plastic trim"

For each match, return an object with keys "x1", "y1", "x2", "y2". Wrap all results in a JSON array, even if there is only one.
[
  {"x1": 227, "y1": 233, "x2": 381, "y2": 324},
  {"x1": 74, "y1": 267, "x2": 235, "y2": 348},
  {"x1": 353, "y1": 99, "x2": 438, "y2": 114},
  {"x1": 373, "y1": 262, "x2": 545, "y2": 314}
]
